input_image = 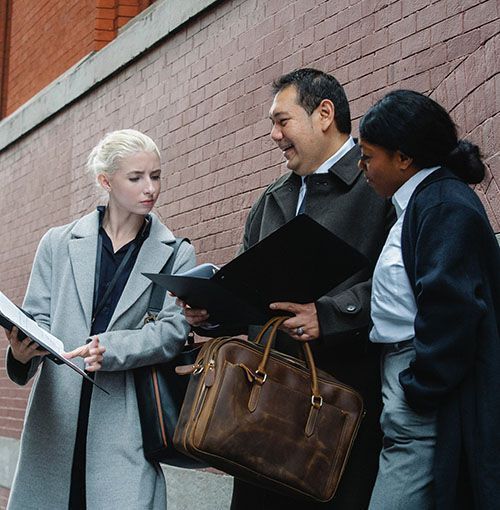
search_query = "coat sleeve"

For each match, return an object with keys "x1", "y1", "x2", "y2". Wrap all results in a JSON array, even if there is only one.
[
  {"x1": 6, "y1": 230, "x2": 54, "y2": 385},
  {"x1": 96, "y1": 241, "x2": 199, "y2": 371},
  {"x1": 399, "y1": 202, "x2": 489, "y2": 412}
]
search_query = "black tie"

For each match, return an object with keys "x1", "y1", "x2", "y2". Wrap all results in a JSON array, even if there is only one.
[{"x1": 297, "y1": 176, "x2": 309, "y2": 215}]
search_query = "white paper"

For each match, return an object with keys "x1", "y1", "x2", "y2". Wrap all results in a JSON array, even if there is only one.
[
  {"x1": 0, "y1": 291, "x2": 109, "y2": 394},
  {"x1": 0, "y1": 291, "x2": 64, "y2": 353}
]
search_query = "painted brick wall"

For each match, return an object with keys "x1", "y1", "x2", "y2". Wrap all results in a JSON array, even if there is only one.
[{"x1": 0, "y1": 0, "x2": 498, "y2": 504}]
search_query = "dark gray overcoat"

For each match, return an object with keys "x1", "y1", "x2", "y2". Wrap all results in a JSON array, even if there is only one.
[{"x1": 231, "y1": 145, "x2": 395, "y2": 509}]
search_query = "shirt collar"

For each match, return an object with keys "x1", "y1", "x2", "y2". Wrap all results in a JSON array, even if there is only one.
[
  {"x1": 313, "y1": 136, "x2": 355, "y2": 175},
  {"x1": 392, "y1": 166, "x2": 440, "y2": 218}
]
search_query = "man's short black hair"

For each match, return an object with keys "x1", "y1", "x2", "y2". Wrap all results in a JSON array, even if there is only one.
[{"x1": 272, "y1": 68, "x2": 351, "y2": 134}]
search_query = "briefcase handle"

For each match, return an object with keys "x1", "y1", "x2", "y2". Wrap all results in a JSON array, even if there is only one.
[{"x1": 253, "y1": 317, "x2": 323, "y2": 411}]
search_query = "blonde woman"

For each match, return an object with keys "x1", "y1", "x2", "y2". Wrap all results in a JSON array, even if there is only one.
[{"x1": 5, "y1": 129, "x2": 195, "y2": 509}]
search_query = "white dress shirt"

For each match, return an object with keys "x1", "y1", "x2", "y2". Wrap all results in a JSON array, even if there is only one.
[
  {"x1": 370, "y1": 167, "x2": 439, "y2": 343},
  {"x1": 295, "y1": 136, "x2": 356, "y2": 215}
]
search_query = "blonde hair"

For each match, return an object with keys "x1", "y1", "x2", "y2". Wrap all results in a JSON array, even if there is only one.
[{"x1": 87, "y1": 129, "x2": 160, "y2": 179}]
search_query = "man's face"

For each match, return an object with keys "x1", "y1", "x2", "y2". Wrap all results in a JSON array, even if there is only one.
[{"x1": 269, "y1": 85, "x2": 327, "y2": 176}]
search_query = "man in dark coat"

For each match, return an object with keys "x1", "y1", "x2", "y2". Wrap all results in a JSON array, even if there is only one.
[{"x1": 182, "y1": 68, "x2": 394, "y2": 509}]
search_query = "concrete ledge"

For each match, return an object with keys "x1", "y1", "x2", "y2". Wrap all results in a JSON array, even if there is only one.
[
  {"x1": 0, "y1": 0, "x2": 220, "y2": 151},
  {"x1": 162, "y1": 465, "x2": 233, "y2": 509}
]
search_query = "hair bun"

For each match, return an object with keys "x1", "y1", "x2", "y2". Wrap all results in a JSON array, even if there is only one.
[{"x1": 445, "y1": 139, "x2": 485, "y2": 184}]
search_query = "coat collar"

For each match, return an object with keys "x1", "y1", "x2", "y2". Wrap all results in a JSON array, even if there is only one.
[
  {"x1": 68, "y1": 210, "x2": 176, "y2": 331},
  {"x1": 265, "y1": 144, "x2": 362, "y2": 221}
]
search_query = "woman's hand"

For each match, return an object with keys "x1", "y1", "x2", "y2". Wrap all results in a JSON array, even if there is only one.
[
  {"x1": 64, "y1": 336, "x2": 106, "y2": 372},
  {"x1": 5, "y1": 326, "x2": 49, "y2": 364}
]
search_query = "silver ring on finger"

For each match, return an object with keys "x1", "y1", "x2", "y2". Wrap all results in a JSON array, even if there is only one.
[{"x1": 295, "y1": 327, "x2": 304, "y2": 336}]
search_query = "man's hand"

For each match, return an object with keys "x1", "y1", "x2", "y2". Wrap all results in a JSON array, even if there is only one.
[
  {"x1": 5, "y1": 326, "x2": 49, "y2": 364},
  {"x1": 64, "y1": 336, "x2": 106, "y2": 372},
  {"x1": 269, "y1": 302, "x2": 320, "y2": 341},
  {"x1": 173, "y1": 294, "x2": 212, "y2": 328}
]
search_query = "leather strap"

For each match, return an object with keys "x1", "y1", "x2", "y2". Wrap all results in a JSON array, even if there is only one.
[
  {"x1": 146, "y1": 237, "x2": 190, "y2": 321},
  {"x1": 253, "y1": 316, "x2": 322, "y2": 408},
  {"x1": 92, "y1": 234, "x2": 137, "y2": 323}
]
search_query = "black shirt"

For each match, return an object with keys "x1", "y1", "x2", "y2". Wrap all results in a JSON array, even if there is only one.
[{"x1": 68, "y1": 208, "x2": 150, "y2": 510}]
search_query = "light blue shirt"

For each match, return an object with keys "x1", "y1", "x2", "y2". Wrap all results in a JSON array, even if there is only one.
[
  {"x1": 370, "y1": 167, "x2": 439, "y2": 343},
  {"x1": 296, "y1": 136, "x2": 355, "y2": 215}
]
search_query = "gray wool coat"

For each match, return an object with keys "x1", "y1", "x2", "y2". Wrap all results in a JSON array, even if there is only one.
[{"x1": 6, "y1": 210, "x2": 196, "y2": 510}]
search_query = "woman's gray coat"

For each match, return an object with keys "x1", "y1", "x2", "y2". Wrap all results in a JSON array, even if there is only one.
[{"x1": 6, "y1": 210, "x2": 196, "y2": 510}]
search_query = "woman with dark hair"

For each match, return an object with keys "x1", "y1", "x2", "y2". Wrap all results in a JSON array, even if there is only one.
[{"x1": 358, "y1": 90, "x2": 500, "y2": 510}]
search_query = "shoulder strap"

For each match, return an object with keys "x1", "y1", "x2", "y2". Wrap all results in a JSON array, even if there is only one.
[{"x1": 146, "y1": 237, "x2": 190, "y2": 319}]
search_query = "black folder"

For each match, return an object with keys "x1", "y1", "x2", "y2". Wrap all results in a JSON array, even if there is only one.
[{"x1": 144, "y1": 214, "x2": 368, "y2": 325}]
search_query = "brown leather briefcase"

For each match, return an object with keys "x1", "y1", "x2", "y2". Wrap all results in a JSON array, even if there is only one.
[{"x1": 173, "y1": 317, "x2": 364, "y2": 502}]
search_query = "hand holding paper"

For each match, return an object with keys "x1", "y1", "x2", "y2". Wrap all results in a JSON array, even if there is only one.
[
  {"x1": 0, "y1": 290, "x2": 109, "y2": 393},
  {"x1": 6, "y1": 326, "x2": 49, "y2": 364}
]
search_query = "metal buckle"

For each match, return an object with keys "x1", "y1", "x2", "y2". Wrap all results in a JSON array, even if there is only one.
[
  {"x1": 144, "y1": 312, "x2": 157, "y2": 324},
  {"x1": 193, "y1": 363, "x2": 204, "y2": 375},
  {"x1": 254, "y1": 369, "x2": 267, "y2": 384},
  {"x1": 311, "y1": 395, "x2": 323, "y2": 409}
]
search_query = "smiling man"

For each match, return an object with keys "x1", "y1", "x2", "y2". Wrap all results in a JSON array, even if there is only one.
[{"x1": 182, "y1": 68, "x2": 394, "y2": 509}]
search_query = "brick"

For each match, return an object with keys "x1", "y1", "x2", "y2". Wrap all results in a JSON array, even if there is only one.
[
  {"x1": 463, "y1": 0, "x2": 499, "y2": 31},
  {"x1": 97, "y1": 0, "x2": 116, "y2": 7},
  {"x1": 401, "y1": 27, "x2": 431, "y2": 58},
  {"x1": 95, "y1": 30, "x2": 115, "y2": 42},
  {"x1": 446, "y1": 29, "x2": 482, "y2": 60},
  {"x1": 430, "y1": 13, "x2": 463, "y2": 45},
  {"x1": 388, "y1": 13, "x2": 417, "y2": 43},
  {"x1": 416, "y1": 2, "x2": 447, "y2": 31},
  {"x1": 361, "y1": 28, "x2": 388, "y2": 56},
  {"x1": 374, "y1": 2, "x2": 402, "y2": 30},
  {"x1": 95, "y1": 18, "x2": 115, "y2": 31},
  {"x1": 96, "y1": 7, "x2": 117, "y2": 20}
]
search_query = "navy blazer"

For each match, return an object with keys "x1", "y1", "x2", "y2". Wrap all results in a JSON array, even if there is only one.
[{"x1": 400, "y1": 167, "x2": 500, "y2": 509}]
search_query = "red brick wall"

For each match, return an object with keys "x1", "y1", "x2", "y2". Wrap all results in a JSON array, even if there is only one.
[
  {"x1": 5, "y1": 0, "x2": 95, "y2": 115},
  {"x1": 0, "y1": 0, "x2": 11, "y2": 116},
  {"x1": 0, "y1": 0, "x2": 498, "y2": 503},
  {"x1": 95, "y1": 0, "x2": 156, "y2": 50},
  {"x1": 3, "y1": 0, "x2": 157, "y2": 116}
]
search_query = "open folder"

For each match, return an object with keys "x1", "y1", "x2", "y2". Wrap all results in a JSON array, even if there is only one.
[
  {"x1": 144, "y1": 214, "x2": 368, "y2": 325},
  {"x1": 0, "y1": 291, "x2": 109, "y2": 394}
]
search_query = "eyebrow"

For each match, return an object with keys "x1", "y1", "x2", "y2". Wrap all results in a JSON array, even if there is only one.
[
  {"x1": 126, "y1": 168, "x2": 161, "y2": 175},
  {"x1": 269, "y1": 111, "x2": 287, "y2": 120}
]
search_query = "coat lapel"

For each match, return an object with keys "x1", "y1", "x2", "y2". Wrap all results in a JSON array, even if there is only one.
[
  {"x1": 106, "y1": 215, "x2": 174, "y2": 330},
  {"x1": 267, "y1": 172, "x2": 301, "y2": 225},
  {"x1": 328, "y1": 144, "x2": 362, "y2": 186},
  {"x1": 68, "y1": 211, "x2": 100, "y2": 331}
]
